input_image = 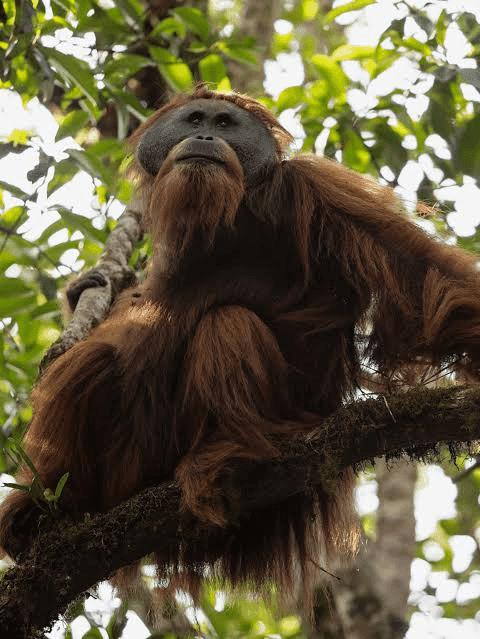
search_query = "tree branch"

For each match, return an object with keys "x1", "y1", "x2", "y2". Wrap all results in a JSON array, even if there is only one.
[
  {"x1": 1, "y1": 384, "x2": 479, "y2": 637},
  {"x1": 40, "y1": 203, "x2": 143, "y2": 370}
]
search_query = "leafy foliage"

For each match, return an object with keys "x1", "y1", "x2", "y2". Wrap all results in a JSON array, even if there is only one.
[
  {"x1": 1, "y1": 0, "x2": 480, "y2": 636},
  {"x1": 3, "y1": 442, "x2": 69, "y2": 510}
]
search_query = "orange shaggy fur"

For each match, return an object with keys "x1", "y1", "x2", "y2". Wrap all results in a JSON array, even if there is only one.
[{"x1": 2, "y1": 85, "x2": 480, "y2": 603}]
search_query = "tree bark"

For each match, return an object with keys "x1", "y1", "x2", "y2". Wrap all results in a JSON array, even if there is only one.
[
  {"x1": 227, "y1": 0, "x2": 281, "y2": 94},
  {"x1": 333, "y1": 545, "x2": 409, "y2": 639},
  {"x1": 39, "y1": 203, "x2": 143, "y2": 371},
  {"x1": 374, "y1": 460, "x2": 416, "y2": 618},
  {"x1": 331, "y1": 461, "x2": 416, "y2": 639}
]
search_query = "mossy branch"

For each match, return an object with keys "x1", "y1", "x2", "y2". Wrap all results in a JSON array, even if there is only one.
[{"x1": 0, "y1": 384, "x2": 479, "y2": 638}]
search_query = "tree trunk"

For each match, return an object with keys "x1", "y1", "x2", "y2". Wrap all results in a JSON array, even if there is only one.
[
  {"x1": 227, "y1": 0, "x2": 281, "y2": 94},
  {"x1": 374, "y1": 460, "x2": 416, "y2": 618}
]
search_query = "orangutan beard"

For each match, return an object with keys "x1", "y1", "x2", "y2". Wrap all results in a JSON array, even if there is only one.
[{"x1": 145, "y1": 152, "x2": 245, "y2": 270}]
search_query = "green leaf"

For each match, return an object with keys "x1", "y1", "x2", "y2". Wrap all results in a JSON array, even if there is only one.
[
  {"x1": 0, "y1": 252, "x2": 21, "y2": 274},
  {"x1": 114, "y1": 0, "x2": 144, "y2": 25},
  {"x1": 199, "y1": 54, "x2": 227, "y2": 85},
  {"x1": 343, "y1": 129, "x2": 371, "y2": 172},
  {"x1": 0, "y1": 277, "x2": 33, "y2": 298},
  {"x1": 45, "y1": 241, "x2": 80, "y2": 263},
  {"x1": 57, "y1": 208, "x2": 107, "y2": 244},
  {"x1": 110, "y1": 90, "x2": 150, "y2": 121},
  {"x1": 273, "y1": 32, "x2": 294, "y2": 56},
  {"x1": 435, "y1": 10, "x2": 448, "y2": 46},
  {"x1": 370, "y1": 120, "x2": 408, "y2": 174},
  {"x1": 81, "y1": 628, "x2": 104, "y2": 639},
  {"x1": 148, "y1": 47, "x2": 194, "y2": 91},
  {"x1": 7, "y1": 129, "x2": 32, "y2": 145},
  {"x1": 1, "y1": 205, "x2": 24, "y2": 225},
  {"x1": 300, "y1": 0, "x2": 319, "y2": 21},
  {"x1": 76, "y1": 10, "x2": 133, "y2": 45},
  {"x1": 46, "y1": 160, "x2": 78, "y2": 197},
  {"x1": 308, "y1": 79, "x2": 328, "y2": 102},
  {"x1": 311, "y1": 55, "x2": 346, "y2": 96},
  {"x1": 456, "y1": 113, "x2": 480, "y2": 178},
  {"x1": 439, "y1": 518, "x2": 460, "y2": 537},
  {"x1": 402, "y1": 37, "x2": 431, "y2": 56},
  {"x1": 187, "y1": 41, "x2": 207, "y2": 53},
  {"x1": 0, "y1": 180, "x2": 26, "y2": 200},
  {"x1": 56, "y1": 110, "x2": 89, "y2": 141},
  {"x1": 29, "y1": 300, "x2": 61, "y2": 321},
  {"x1": 0, "y1": 142, "x2": 29, "y2": 161},
  {"x1": 457, "y1": 12, "x2": 480, "y2": 44},
  {"x1": 54, "y1": 472, "x2": 69, "y2": 500},
  {"x1": 42, "y1": 47, "x2": 99, "y2": 103},
  {"x1": 104, "y1": 54, "x2": 151, "y2": 86},
  {"x1": 3, "y1": 482, "x2": 30, "y2": 492},
  {"x1": 216, "y1": 42, "x2": 257, "y2": 66},
  {"x1": 39, "y1": 16, "x2": 69, "y2": 35},
  {"x1": 68, "y1": 148, "x2": 110, "y2": 183},
  {"x1": 150, "y1": 17, "x2": 186, "y2": 39},
  {"x1": 428, "y1": 99, "x2": 454, "y2": 141},
  {"x1": 0, "y1": 279, "x2": 37, "y2": 317},
  {"x1": 173, "y1": 7, "x2": 209, "y2": 42},
  {"x1": 331, "y1": 44, "x2": 376, "y2": 61},
  {"x1": 43, "y1": 488, "x2": 56, "y2": 502},
  {"x1": 325, "y1": 0, "x2": 376, "y2": 23},
  {"x1": 276, "y1": 86, "x2": 305, "y2": 111},
  {"x1": 116, "y1": 178, "x2": 135, "y2": 203},
  {"x1": 13, "y1": 443, "x2": 44, "y2": 486},
  {"x1": 159, "y1": 62, "x2": 194, "y2": 91}
]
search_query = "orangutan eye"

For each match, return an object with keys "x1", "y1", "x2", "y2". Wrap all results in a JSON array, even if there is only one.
[
  {"x1": 187, "y1": 111, "x2": 203, "y2": 125},
  {"x1": 216, "y1": 113, "x2": 234, "y2": 127}
]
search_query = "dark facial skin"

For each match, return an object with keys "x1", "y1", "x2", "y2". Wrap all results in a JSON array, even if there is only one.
[{"x1": 137, "y1": 99, "x2": 278, "y2": 185}]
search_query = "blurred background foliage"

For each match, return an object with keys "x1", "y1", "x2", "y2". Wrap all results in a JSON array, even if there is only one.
[{"x1": 1, "y1": 0, "x2": 480, "y2": 637}]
